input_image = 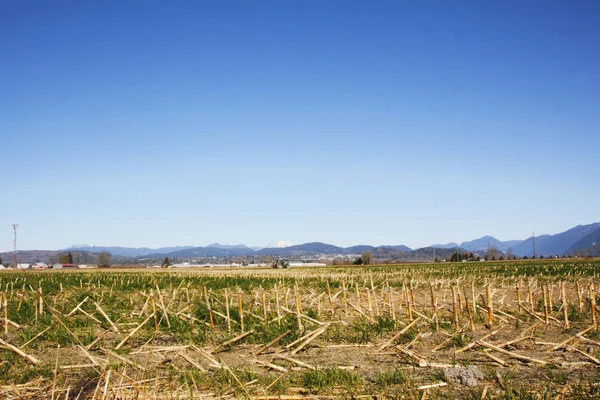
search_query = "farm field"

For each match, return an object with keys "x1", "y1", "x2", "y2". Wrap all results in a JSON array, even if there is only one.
[{"x1": 1, "y1": 260, "x2": 600, "y2": 399}]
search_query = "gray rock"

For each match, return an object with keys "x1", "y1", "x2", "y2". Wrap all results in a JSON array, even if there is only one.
[{"x1": 444, "y1": 365, "x2": 484, "y2": 387}]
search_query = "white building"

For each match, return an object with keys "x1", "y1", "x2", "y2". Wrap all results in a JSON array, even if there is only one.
[
  {"x1": 172, "y1": 262, "x2": 211, "y2": 268},
  {"x1": 289, "y1": 262, "x2": 327, "y2": 267}
]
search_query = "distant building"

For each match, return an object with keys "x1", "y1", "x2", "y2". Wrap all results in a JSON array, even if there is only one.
[
  {"x1": 172, "y1": 263, "x2": 210, "y2": 268},
  {"x1": 54, "y1": 264, "x2": 79, "y2": 269},
  {"x1": 289, "y1": 262, "x2": 327, "y2": 267},
  {"x1": 32, "y1": 263, "x2": 48, "y2": 269}
]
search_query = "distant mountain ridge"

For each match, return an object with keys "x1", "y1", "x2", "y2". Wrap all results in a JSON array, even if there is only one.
[
  {"x1": 66, "y1": 242, "x2": 410, "y2": 258},
  {"x1": 64, "y1": 222, "x2": 599, "y2": 259},
  {"x1": 380, "y1": 245, "x2": 413, "y2": 252},
  {"x1": 66, "y1": 245, "x2": 196, "y2": 258},
  {"x1": 207, "y1": 243, "x2": 255, "y2": 251},
  {"x1": 511, "y1": 223, "x2": 600, "y2": 257},
  {"x1": 567, "y1": 226, "x2": 600, "y2": 255},
  {"x1": 156, "y1": 246, "x2": 251, "y2": 258},
  {"x1": 459, "y1": 236, "x2": 522, "y2": 253},
  {"x1": 431, "y1": 242, "x2": 459, "y2": 249}
]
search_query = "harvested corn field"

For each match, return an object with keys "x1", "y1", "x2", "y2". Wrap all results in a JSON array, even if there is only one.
[{"x1": 1, "y1": 260, "x2": 600, "y2": 399}]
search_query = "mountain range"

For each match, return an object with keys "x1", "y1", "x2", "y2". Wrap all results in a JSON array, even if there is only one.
[
  {"x1": 60, "y1": 222, "x2": 600, "y2": 259},
  {"x1": 511, "y1": 223, "x2": 600, "y2": 257},
  {"x1": 458, "y1": 236, "x2": 522, "y2": 253},
  {"x1": 146, "y1": 242, "x2": 413, "y2": 258},
  {"x1": 64, "y1": 245, "x2": 197, "y2": 258}
]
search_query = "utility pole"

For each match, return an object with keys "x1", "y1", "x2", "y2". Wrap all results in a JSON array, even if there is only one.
[
  {"x1": 12, "y1": 222, "x2": 19, "y2": 266},
  {"x1": 433, "y1": 247, "x2": 436, "y2": 263},
  {"x1": 532, "y1": 232, "x2": 536, "y2": 259}
]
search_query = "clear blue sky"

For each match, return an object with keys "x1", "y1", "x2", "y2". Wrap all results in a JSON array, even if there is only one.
[{"x1": 1, "y1": 1, "x2": 599, "y2": 252}]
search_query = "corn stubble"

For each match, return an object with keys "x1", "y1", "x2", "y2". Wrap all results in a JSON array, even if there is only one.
[{"x1": 0, "y1": 259, "x2": 599, "y2": 398}]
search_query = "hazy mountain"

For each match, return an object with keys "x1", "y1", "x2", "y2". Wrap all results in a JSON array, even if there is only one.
[
  {"x1": 0, "y1": 250, "x2": 59, "y2": 264},
  {"x1": 460, "y1": 236, "x2": 522, "y2": 253},
  {"x1": 512, "y1": 223, "x2": 600, "y2": 257},
  {"x1": 431, "y1": 242, "x2": 459, "y2": 249},
  {"x1": 373, "y1": 245, "x2": 412, "y2": 253},
  {"x1": 61, "y1": 223, "x2": 600, "y2": 259},
  {"x1": 67, "y1": 245, "x2": 196, "y2": 257},
  {"x1": 159, "y1": 246, "x2": 252, "y2": 258},
  {"x1": 207, "y1": 243, "x2": 254, "y2": 251},
  {"x1": 345, "y1": 245, "x2": 376, "y2": 253},
  {"x1": 268, "y1": 240, "x2": 292, "y2": 248},
  {"x1": 66, "y1": 242, "x2": 412, "y2": 258},
  {"x1": 387, "y1": 245, "x2": 413, "y2": 252},
  {"x1": 257, "y1": 242, "x2": 343, "y2": 255},
  {"x1": 566, "y1": 226, "x2": 600, "y2": 255},
  {"x1": 502, "y1": 240, "x2": 522, "y2": 250},
  {"x1": 0, "y1": 249, "x2": 134, "y2": 264},
  {"x1": 257, "y1": 243, "x2": 411, "y2": 256}
]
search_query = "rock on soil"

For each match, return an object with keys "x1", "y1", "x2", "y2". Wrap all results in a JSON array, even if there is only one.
[{"x1": 444, "y1": 365, "x2": 484, "y2": 387}]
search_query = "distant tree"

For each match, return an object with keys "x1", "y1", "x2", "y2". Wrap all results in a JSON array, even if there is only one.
[
  {"x1": 588, "y1": 247, "x2": 595, "y2": 257},
  {"x1": 506, "y1": 247, "x2": 513, "y2": 260},
  {"x1": 499, "y1": 256, "x2": 504, "y2": 260},
  {"x1": 539, "y1": 255, "x2": 544, "y2": 259},
  {"x1": 451, "y1": 252, "x2": 466, "y2": 262},
  {"x1": 58, "y1": 252, "x2": 74, "y2": 264},
  {"x1": 353, "y1": 257, "x2": 363, "y2": 265},
  {"x1": 361, "y1": 251, "x2": 372, "y2": 265},
  {"x1": 332, "y1": 257, "x2": 346, "y2": 266},
  {"x1": 97, "y1": 252, "x2": 112, "y2": 267},
  {"x1": 0, "y1": 256, "x2": 2, "y2": 265},
  {"x1": 162, "y1": 257, "x2": 170, "y2": 268},
  {"x1": 76, "y1": 252, "x2": 93, "y2": 264}
]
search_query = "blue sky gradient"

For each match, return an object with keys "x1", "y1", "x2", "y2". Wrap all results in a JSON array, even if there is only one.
[{"x1": 1, "y1": 1, "x2": 599, "y2": 251}]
